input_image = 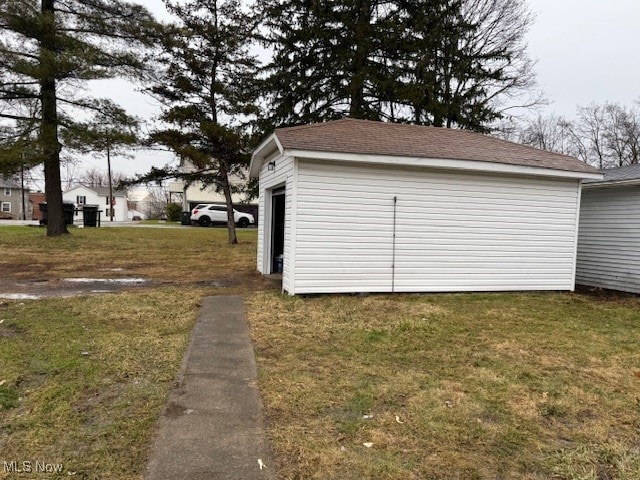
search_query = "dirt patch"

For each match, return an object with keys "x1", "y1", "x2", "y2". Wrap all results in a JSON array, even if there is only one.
[
  {"x1": 0, "y1": 275, "x2": 267, "y2": 300},
  {"x1": 0, "y1": 324, "x2": 24, "y2": 337}
]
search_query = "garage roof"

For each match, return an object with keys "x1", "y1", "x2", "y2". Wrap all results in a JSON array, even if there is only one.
[
  {"x1": 251, "y1": 118, "x2": 601, "y2": 178},
  {"x1": 583, "y1": 163, "x2": 640, "y2": 186}
]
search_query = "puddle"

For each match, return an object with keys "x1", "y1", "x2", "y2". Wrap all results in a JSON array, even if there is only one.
[
  {"x1": 63, "y1": 278, "x2": 147, "y2": 284},
  {"x1": 0, "y1": 293, "x2": 43, "y2": 300},
  {"x1": 0, "y1": 277, "x2": 151, "y2": 300}
]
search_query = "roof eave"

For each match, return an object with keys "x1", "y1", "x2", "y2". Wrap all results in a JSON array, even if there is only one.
[
  {"x1": 249, "y1": 133, "x2": 283, "y2": 179},
  {"x1": 285, "y1": 149, "x2": 603, "y2": 180}
]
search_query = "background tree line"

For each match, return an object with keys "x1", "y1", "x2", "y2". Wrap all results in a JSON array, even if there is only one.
[
  {"x1": 0, "y1": 0, "x2": 636, "y2": 239},
  {"x1": 495, "y1": 101, "x2": 640, "y2": 169}
]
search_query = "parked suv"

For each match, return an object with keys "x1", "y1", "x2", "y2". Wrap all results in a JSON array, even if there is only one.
[{"x1": 190, "y1": 204, "x2": 255, "y2": 227}]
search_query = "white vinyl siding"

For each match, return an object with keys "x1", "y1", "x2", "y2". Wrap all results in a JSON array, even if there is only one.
[
  {"x1": 576, "y1": 185, "x2": 640, "y2": 293},
  {"x1": 292, "y1": 160, "x2": 580, "y2": 294},
  {"x1": 256, "y1": 156, "x2": 295, "y2": 292}
]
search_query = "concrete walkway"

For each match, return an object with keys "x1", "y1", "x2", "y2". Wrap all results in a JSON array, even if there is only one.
[{"x1": 146, "y1": 296, "x2": 273, "y2": 480}]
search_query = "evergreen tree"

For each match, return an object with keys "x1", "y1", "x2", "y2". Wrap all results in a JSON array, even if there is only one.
[
  {"x1": 0, "y1": 0, "x2": 157, "y2": 235},
  {"x1": 262, "y1": 0, "x2": 398, "y2": 125},
  {"x1": 147, "y1": 0, "x2": 259, "y2": 244},
  {"x1": 261, "y1": 0, "x2": 539, "y2": 131}
]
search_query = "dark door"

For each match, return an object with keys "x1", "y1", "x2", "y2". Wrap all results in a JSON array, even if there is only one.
[{"x1": 271, "y1": 193, "x2": 285, "y2": 273}]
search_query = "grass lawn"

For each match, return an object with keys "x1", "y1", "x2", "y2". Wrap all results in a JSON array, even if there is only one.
[
  {"x1": 1, "y1": 225, "x2": 640, "y2": 479},
  {"x1": 247, "y1": 292, "x2": 640, "y2": 479},
  {"x1": 0, "y1": 226, "x2": 267, "y2": 479}
]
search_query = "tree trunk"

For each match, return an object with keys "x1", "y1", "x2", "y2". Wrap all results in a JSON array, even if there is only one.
[
  {"x1": 219, "y1": 160, "x2": 238, "y2": 245},
  {"x1": 41, "y1": 0, "x2": 68, "y2": 236},
  {"x1": 348, "y1": 0, "x2": 371, "y2": 118}
]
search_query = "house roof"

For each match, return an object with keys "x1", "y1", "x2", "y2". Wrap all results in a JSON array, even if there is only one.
[
  {"x1": 251, "y1": 118, "x2": 601, "y2": 179},
  {"x1": 91, "y1": 186, "x2": 126, "y2": 197},
  {"x1": 583, "y1": 163, "x2": 640, "y2": 186},
  {"x1": 0, "y1": 177, "x2": 21, "y2": 189},
  {"x1": 65, "y1": 185, "x2": 126, "y2": 196}
]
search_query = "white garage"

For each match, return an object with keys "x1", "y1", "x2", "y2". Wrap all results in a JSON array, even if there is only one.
[{"x1": 250, "y1": 119, "x2": 601, "y2": 295}]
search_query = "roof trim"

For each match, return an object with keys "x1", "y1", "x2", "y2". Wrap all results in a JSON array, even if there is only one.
[
  {"x1": 250, "y1": 133, "x2": 282, "y2": 178},
  {"x1": 288, "y1": 149, "x2": 602, "y2": 179},
  {"x1": 251, "y1": 138, "x2": 603, "y2": 180}
]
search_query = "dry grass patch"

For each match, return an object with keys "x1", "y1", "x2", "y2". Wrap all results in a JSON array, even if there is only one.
[
  {"x1": 0, "y1": 226, "x2": 270, "y2": 479},
  {"x1": 0, "y1": 226, "x2": 259, "y2": 286},
  {"x1": 247, "y1": 292, "x2": 640, "y2": 479},
  {"x1": 0, "y1": 287, "x2": 210, "y2": 479}
]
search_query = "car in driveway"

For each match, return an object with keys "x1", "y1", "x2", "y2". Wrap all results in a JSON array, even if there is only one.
[{"x1": 190, "y1": 204, "x2": 255, "y2": 227}]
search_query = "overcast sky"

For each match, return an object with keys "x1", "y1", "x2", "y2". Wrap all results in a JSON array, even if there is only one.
[
  {"x1": 526, "y1": 0, "x2": 640, "y2": 116},
  {"x1": 65, "y1": 0, "x2": 640, "y2": 183}
]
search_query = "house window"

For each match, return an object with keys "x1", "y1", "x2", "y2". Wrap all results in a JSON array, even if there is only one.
[
  {"x1": 3, "y1": 188, "x2": 10, "y2": 196},
  {"x1": 1, "y1": 202, "x2": 10, "y2": 213},
  {"x1": 106, "y1": 197, "x2": 110, "y2": 206},
  {"x1": 76, "y1": 195, "x2": 86, "y2": 205}
]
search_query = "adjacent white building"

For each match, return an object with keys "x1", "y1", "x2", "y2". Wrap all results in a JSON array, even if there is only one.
[
  {"x1": 250, "y1": 118, "x2": 601, "y2": 295},
  {"x1": 576, "y1": 164, "x2": 640, "y2": 293},
  {"x1": 167, "y1": 157, "x2": 248, "y2": 210},
  {"x1": 63, "y1": 185, "x2": 128, "y2": 222}
]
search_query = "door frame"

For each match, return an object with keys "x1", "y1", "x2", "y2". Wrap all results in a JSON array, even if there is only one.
[{"x1": 263, "y1": 185, "x2": 286, "y2": 274}]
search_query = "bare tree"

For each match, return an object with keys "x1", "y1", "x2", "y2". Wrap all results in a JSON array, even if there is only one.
[
  {"x1": 144, "y1": 184, "x2": 171, "y2": 220},
  {"x1": 75, "y1": 167, "x2": 129, "y2": 189},
  {"x1": 496, "y1": 101, "x2": 640, "y2": 169},
  {"x1": 603, "y1": 103, "x2": 640, "y2": 166},
  {"x1": 577, "y1": 103, "x2": 608, "y2": 169},
  {"x1": 518, "y1": 113, "x2": 582, "y2": 157}
]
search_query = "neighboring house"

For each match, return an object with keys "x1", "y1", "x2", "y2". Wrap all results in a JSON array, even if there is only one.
[
  {"x1": 0, "y1": 176, "x2": 30, "y2": 219},
  {"x1": 250, "y1": 118, "x2": 601, "y2": 295},
  {"x1": 576, "y1": 164, "x2": 640, "y2": 293},
  {"x1": 63, "y1": 185, "x2": 128, "y2": 222}
]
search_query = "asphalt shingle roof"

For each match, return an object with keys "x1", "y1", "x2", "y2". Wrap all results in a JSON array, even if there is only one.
[
  {"x1": 583, "y1": 163, "x2": 640, "y2": 184},
  {"x1": 90, "y1": 186, "x2": 126, "y2": 197},
  {"x1": 274, "y1": 118, "x2": 599, "y2": 174},
  {"x1": 0, "y1": 177, "x2": 21, "y2": 189}
]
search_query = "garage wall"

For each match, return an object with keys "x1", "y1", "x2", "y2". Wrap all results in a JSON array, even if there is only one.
[
  {"x1": 576, "y1": 185, "x2": 640, "y2": 293},
  {"x1": 292, "y1": 160, "x2": 580, "y2": 294},
  {"x1": 257, "y1": 155, "x2": 295, "y2": 291}
]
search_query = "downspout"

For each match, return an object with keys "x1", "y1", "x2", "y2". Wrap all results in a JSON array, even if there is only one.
[{"x1": 392, "y1": 195, "x2": 397, "y2": 293}]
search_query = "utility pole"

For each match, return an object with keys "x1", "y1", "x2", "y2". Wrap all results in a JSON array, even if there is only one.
[
  {"x1": 107, "y1": 144, "x2": 114, "y2": 222},
  {"x1": 20, "y1": 157, "x2": 26, "y2": 220}
]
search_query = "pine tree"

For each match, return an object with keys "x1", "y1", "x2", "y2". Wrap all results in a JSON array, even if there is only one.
[
  {"x1": 262, "y1": 0, "x2": 398, "y2": 125},
  {"x1": 0, "y1": 0, "x2": 157, "y2": 235},
  {"x1": 261, "y1": 0, "x2": 539, "y2": 131},
  {"x1": 147, "y1": 0, "x2": 259, "y2": 244}
]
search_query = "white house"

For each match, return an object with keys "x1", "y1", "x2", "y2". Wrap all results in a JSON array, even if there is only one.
[
  {"x1": 250, "y1": 118, "x2": 602, "y2": 295},
  {"x1": 576, "y1": 164, "x2": 640, "y2": 293},
  {"x1": 63, "y1": 185, "x2": 128, "y2": 222}
]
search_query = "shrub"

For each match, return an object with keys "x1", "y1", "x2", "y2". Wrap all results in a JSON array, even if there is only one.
[{"x1": 165, "y1": 202, "x2": 182, "y2": 222}]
